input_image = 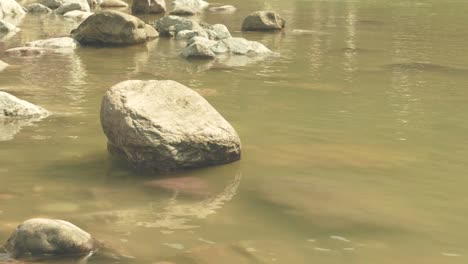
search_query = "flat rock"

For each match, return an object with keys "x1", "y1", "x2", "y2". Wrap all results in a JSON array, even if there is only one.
[
  {"x1": 5, "y1": 46, "x2": 49, "y2": 57},
  {"x1": 100, "y1": 0, "x2": 128, "y2": 8},
  {"x1": 0, "y1": 91, "x2": 49, "y2": 118},
  {"x1": 100, "y1": 80, "x2": 241, "y2": 172},
  {"x1": 208, "y1": 5, "x2": 236, "y2": 13},
  {"x1": 155, "y1": 15, "x2": 202, "y2": 37},
  {"x1": 132, "y1": 0, "x2": 165, "y2": 14},
  {"x1": 39, "y1": 0, "x2": 62, "y2": 9},
  {"x1": 63, "y1": 10, "x2": 93, "y2": 20},
  {"x1": 71, "y1": 10, "x2": 158, "y2": 45},
  {"x1": 4, "y1": 218, "x2": 95, "y2": 259},
  {"x1": 26, "y1": 37, "x2": 79, "y2": 49},
  {"x1": 0, "y1": 0, "x2": 26, "y2": 19},
  {"x1": 241, "y1": 11, "x2": 286, "y2": 31},
  {"x1": 24, "y1": 3, "x2": 52, "y2": 13}
]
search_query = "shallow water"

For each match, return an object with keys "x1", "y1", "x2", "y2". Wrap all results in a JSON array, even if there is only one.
[{"x1": 1, "y1": 0, "x2": 468, "y2": 263}]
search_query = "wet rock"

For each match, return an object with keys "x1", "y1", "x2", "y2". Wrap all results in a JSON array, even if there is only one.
[
  {"x1": 26, "y1": 37, "x2": 78, "y2": 49},
  {"x1": 182, "y1": 36, "x2": 216, "y2": 58},
  {"x1": 0, "y1": 92, "x2": 49, "y2": 118},
  {"x1": 71, "y1": 11, "x2": 158, "y2": 46},
  {"x1": 63, "y1": 9, "x2": 92, "y2": 20},
  {"x1": 132, "y1": 0, "x2": 165, "y2": 14},
  {"x1": 208, "y1": 5, "x2": 236, "y2": 13},
  {"x1": 0, "y1": 0, "x2": 26, "y2": 19},
  {"x1": 100, "y1": 0, "x2": 128, "y2": 8},
  {"x1": 155, "y1": 15, "x2": 202, "y2": 37},
  {"x1": 203, "y1": 24, "x2": 231, "y2": 40},
  {"x1": 55, "y1": 0, "x2": 91, "y2": 15},
  {"x1": 169, "y1": 5, "x2": 197, "y2": 16},
  {"x1": 172, "y1": 0, "x2": 208, "y2": 12},
  {"x1": 0, "y1": 60, "x2": 8, "y2": 71},
  {"x1": 100, "y1": 80, "x2": 241, "y2": 173},
  {"x1": 0, "y1": 19, "x2": 18, "y2": 35},
  {"x1": 211, "y1": 37, "x2": 271, "y2": 55},
  {"x1": 5, "y1": 47, "x2": 48, "y2": 57},
  {"x1": 39, "y1": 0, "x2": 62, "y2": 9},
  {"x1": 4, "y1": 218, "x2": 95, "y2": 259},
  {"x1": 241, "y1": 11, "x2": 286, "y2": 31},
  {"x1": 176, "y1": 29, "x2": 208, "y2": 40},
  {"x1": 24, "y1": 3, "x2": 52, "y2": 13}
]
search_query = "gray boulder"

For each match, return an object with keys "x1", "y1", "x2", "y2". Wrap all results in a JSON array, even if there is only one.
[
  {"x1": 203, "y1": 24, "x2": 231, "y2": 40},
  {"x1": 172, "y1": 0, "x2": 208, "y2": 11},
  {"x1": 169, "y1": 5, "x2": 197, "y2": 16},
  {"x1": 71, "y1": 11, "x2": 158, "y2": 45},
  {"x1": 0, "y1": 0, "x2": 26, "y2": 19},
  {"x1": 0, "y1": 92, "x2": 49, "y2": 118},
  {"x1": 132, "y1": 0, "x2": 165, "y2": 14},
  {"x1": 55, "y1": 0, "x2": 90, "y2": 15},
  {"x1": 100, "y1": 0, "x2": 128, "y2": 8},
  {"x1": 182, "y1": 36, "x2": 216, "y2": 58},
  {"x1": 176, "y1": 29, "x2": 208, "y2": 40},
  {"x1": 26, "y1": 37, "x2": 79, "y2": 49},
  {"x1": 211, "y1": 37, "x2": 271, "y2": 55},
  {"x1": 100, "y1": 80, "x2": 241, "y2": 173},
  {"x1": 241, "y1": 11, "x2": 285, "y2": 31},
  {"x1": 39, "y1": 0, "x2": 62, "y2": 9},
  {"x1": 154, "y1": 15, "x2": 202, "y2": 37},
  {"x1": 24, "y1": 3, "x2": 52, "y2": 13},
  {"x1": 4, "y1": 218, "x2": 94, "y2": 259}
]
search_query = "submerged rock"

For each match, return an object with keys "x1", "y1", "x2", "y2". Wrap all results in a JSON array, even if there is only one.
[
  {"x1": 0, "y1": 60, "x2": 8, "y2": 71},
  {"x1": 5, "y1": 46, "x2": 49, "y2": 57},
  {"x1": 63, "y1": 10, "x2": 92, "y2": 20},
  {"x1": 0, "y1": 19, "x2": 17, "y2": 35},
  {"x1": 71, "y1": 11, "x2": 158, "y2": 45},
  {"x1": 155, "y1": 15, "x2": 202, "y2": 37},
  {"x1": 241, "y1": 11, "x2": 286, "y2": 31},
  {"x1": 169, "y1": 5, "x2": 197, "y2": 16},
  {"x1": 100, "y1": 80, "x2": 241, "y2": 173},
  {"x1": 4, "y1": 218, "x2": 95, "y2": 259},
  {"x1": 208, "y1": 5, "x2": 236, "y2": 13},
  {"x1": 26, "y1": 37, "x2": 79, "y2": 49},
  {"x1": 0, "y1": 0, "x2": 26, "y2": 19},
  {"x1": 24, "y1": 3, "x2": 52, "y2": 13},
  {"x1": 100, "y1": 0, "x2": 128, "y2": 8},
  {"x1": 39, "y1": 0, "x2": 62, "y2": 9},
  {"x1": 132, "y1": 0, "x2": 166, "y2": 14},
  {"x1": 0, "y1": 91, "x2": 49, "y2": 118},
  {"x1": 55, "y1": 0, "x2": 91, "y2": 15}
]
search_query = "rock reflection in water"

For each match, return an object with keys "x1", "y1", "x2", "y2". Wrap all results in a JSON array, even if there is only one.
[{"x1": 0, "y1": 117, "x2": 44, "y2": 141}]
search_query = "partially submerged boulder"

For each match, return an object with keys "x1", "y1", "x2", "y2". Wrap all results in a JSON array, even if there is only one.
[
  {"x1": 155, "y1": 15, "x2": 202, "y2": 37},
  {"x1": 0, "y1": 0, "x2": 26, "y2": 19},
  {"x1": 5, "y1": 47, "x2": 49, "y2": 57},
  {"x1": 24, "y1": 3, "x2": 52, "y2": 13},
  {"x1": 169, "y1": 5, "x2": 197, "y2": 16},
  {"x1": 0, "y1": 92, "x2": 49, "y2": 118},
  {"x1": 39, "y1": 0, "x2": 62, "y2": 9},
  {"x1": 71, "y1": 11, "x2": 158, "y2": 45},
  {"x1": 100, "y1": 80, "x2": 241, "y2": 173},
  {"x1": 182, "y1": 36, "x2": 216, "y2": 58},
  {"x1": 26, "y1": 37, "x2": 79, "y2": 49},
  {"x1": 63, "y1": 10, "x2": 92, "y2": 20},
  {"x1": 132, "y1": 0, "x2": 165, "y2": 14},
  {"x1": 175, "y1": 23, "x2": 230, "y2": 40},
  {"x1": 55, "y1": 0, "x2": 91, "y2": 15},
  {"x1": 241, "y1": 11, "x2": 285, "y2": 31},
  {"x1": 0, "y1": 19, "x2": 17, "y2": 35},
  {"x1": 4, "y1": 218, "x2": 94, "y2": 259},
  {"x1": 100, "y1": 0, "x2": 128, "y2": 8}
]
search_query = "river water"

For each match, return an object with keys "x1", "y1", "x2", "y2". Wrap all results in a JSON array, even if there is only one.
[{"x1": 1, "y1": 0, "x2": 468, "y2": 263}]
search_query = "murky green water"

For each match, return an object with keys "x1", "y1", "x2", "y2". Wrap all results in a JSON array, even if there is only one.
[{"x1": 1, "y1": 0, "x2": 468, "y2": 263}]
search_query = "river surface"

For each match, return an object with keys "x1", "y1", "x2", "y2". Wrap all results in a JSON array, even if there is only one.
[{"x1": 1, "y1": 0, "x2": 468, "y2": 263}]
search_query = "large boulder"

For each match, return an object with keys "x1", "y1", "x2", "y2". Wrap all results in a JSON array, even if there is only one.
[
  {"x1": 132, "y1": 0, "x2": 165, "y2": 14},
  {"x1": 71, "y1": 11, "x2": 158, "y2": 45},
  {"x1": 100, "y1": 80, "x2": 241, "y2": 173},
  {"x1": 0, "y1": 91, "x2": 49, "y2": 118},
  {"x1": 0, "y1": 0, "x2": 26, "y2": 19},
  {"x1": 4, "y1": 218, "x2": 94, "y2": 259},
  {"x1": 241, "y1": 11, "x2": 285, "y2": 31},
  {"x1": 24, "y1": 3, "x2": 52, "y2": 13},
  {"x1": 154, "y1": 15, "x2": 202, "y2": 37},
  {"x1": 55, "y1": 0, "x2": 90, "y2": 15}
]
